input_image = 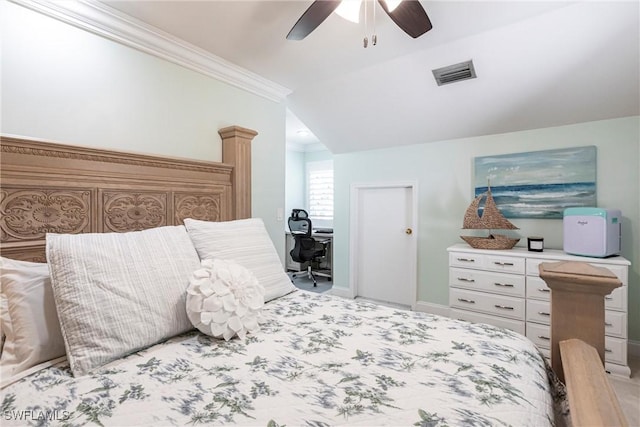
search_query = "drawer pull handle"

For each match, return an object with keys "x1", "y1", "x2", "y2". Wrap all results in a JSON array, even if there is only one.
[
  {"x1": 494, "y1": 282, "x2": 514, "y2": 288},
  {"x1": 458, "y1": 298, "x2": 475, "y2": 304},
  {"x1": 538, "y1": 288, "x2": 551, "y2": 293},
  {"x1": 494, "y1": 304, "x2": 514, "y2": 310},
  {"x1": 457, "y1": 258, "x2": 475, "y2": 262},
  {"x1": 605, "y1": 296, "x2": 613, "y2": 301},
  {"x1": 604, "y1": 322, "x2": 613, "y2": 327},
  {"x1": 605, "y1": 348, "x2": 612, "y2": 353},
  {"x1": 538, "y1": 335, "x2": 550, "y2": 341},
  {"x1": 537, "y1": 311, "x2": 550, "y2": 316},
  {"x1": 457, "y1": 277, "x2": 475, "y2": 283},
  {"x1": 494, "y1": 261, "x2": 514, "y2": 266}
]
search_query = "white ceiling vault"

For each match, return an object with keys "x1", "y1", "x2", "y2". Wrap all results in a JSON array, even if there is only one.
[{"x1": 97, "y1": 1, "x2": 640, "y2": 153}]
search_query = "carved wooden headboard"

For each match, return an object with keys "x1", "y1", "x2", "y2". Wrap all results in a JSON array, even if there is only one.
[{"x1": 0, "y1": 126, "x2": 257, "y2": 262}]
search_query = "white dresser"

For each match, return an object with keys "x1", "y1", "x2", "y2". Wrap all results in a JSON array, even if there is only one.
[{"x1": 447, "y1": 243, "x2": 631, "y2": 377}]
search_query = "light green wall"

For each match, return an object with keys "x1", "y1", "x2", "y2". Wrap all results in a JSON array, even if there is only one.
[
  {"x1": 1, "y1": 1, "x2": 287, "y2": 258},
  {"x1": 304, "y1": 149, "x2": 333, "y2": 164},
  {"x1": 285, "y1": 149, "x2": 305, "y2": 223},
  {"x1": 333, "y1": 117, "x2": 640, "y2": 341}
]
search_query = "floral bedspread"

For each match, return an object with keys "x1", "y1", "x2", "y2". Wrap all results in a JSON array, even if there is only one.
[{"x1": 1, "y1": 290, "x2": 557, "y2": 426}]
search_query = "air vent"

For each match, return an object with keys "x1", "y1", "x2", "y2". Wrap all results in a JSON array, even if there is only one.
[{"x1": 432, "y1": 60, "x2": 477, "y2": 86}]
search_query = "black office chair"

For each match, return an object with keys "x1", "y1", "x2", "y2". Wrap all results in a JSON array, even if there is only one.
[{"x1": 288, "y1": 209, "x2": 330, "y2": 286}]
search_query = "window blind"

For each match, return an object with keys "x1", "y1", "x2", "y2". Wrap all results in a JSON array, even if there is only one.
[{"x1": 308, "y1": 167, "x2": 333, "y2": 220}]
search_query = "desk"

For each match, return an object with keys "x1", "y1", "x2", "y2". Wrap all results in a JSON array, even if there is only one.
[{"x1": 285, "y1": 232, "x2": 333, "y2": 276}]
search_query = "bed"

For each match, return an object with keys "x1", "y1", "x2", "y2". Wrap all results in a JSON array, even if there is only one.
[
  {"x1": 1, "y1": 290, "x2": 559, "y2": 426},
  {"x1": 0, "y1": 129, "x2": 618, "y2": 426}
]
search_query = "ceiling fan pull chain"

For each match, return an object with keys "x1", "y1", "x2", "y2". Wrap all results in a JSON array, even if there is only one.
[
  {"x1": 372, "y1": 0, "x2": 377, "y2": 46},
  {"x1": 363, "y1": 0, "x2": 368, "y2": 47}
]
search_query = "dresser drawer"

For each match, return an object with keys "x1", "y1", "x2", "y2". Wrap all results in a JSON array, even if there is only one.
[
  {"x1": 449, "y1": 252, "x2": 484, "y2": 269},
  {"x1": 604, "y1": 311, "x2": 627, "y2": 338},
  {"x1": 449, "y1": 251, "x2": 525, "y2": 274},
  {"x1": 525, "y1": 323, "x2": 627, "y2": 365},
  {"x1": 526, "y1": 299, "x2": 551, "y2": 324},
  {"x1": 526, "y1": 276, "x2": 551, "y2": 301},
  {"x1": 450, "y1": 288, "x2": 525, "y2": 320},
  {"x1": 450, "y1": 308, "x2": 525, "y2": 335},
  {"x1": 604, "y1": 336, "x2": 627, "y2": 365},
  {"x1": 526, "y1": 323, "x2": 552, "y2": 349},
  {"x1": 604, "y1": 287, "x2": 625, "y2": 311},
  {"x1": 450, "y1": 267, "x2": 525, "y2": 297},
  {"x1": 483, "y1": 254, "x2": 525, "y2": 274}
]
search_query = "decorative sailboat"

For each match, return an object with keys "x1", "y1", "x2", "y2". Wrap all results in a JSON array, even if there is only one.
[{"x1": 461, "y1": 185, "x2": 520, "y2": 250}]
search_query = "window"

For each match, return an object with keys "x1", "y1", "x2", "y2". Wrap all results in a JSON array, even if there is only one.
[{"x1": 307, "y1": 160, "x2": 333, "y2": 225}]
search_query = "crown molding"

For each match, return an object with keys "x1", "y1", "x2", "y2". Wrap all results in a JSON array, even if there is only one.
[{"x1": 9, "y1": 0, "x2": 291, "y2": 103}]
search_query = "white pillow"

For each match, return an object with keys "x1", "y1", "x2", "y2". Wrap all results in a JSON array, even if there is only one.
[
  {"x1": 184, "y1": 218, "x2": 296, "y2": 302},
  {"x1": 186, "y1": 258, "x2": 264, "y2": 340},
  {"x1": 46, "y1": 226, "x2": 201, "y2": 376},
  {"x1": 0, "y1": 257, "x2": 66, "y2": 388}
]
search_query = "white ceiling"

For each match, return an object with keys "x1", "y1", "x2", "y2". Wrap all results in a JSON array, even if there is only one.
[{"x1": 102, "y1": 0, "x2": 639, "y2": 154}]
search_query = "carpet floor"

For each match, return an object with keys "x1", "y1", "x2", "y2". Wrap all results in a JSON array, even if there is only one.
[{"x1": 287, "y1": 271, "x2": 332, "y2": 293}]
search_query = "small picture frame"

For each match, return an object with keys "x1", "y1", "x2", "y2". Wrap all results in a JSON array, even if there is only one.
[{"x1": 528, "y1": 237, "x2": 544, "y2": 252}]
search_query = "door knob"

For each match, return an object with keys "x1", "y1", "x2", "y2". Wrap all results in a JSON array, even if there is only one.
[{"x1": 405, "y1": 228, "x2": 413, "y2": 235}]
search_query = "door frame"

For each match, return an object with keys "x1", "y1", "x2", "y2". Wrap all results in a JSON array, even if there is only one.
[{"x1": 349, "y1": 181, "x2": 418, "y2": 309}]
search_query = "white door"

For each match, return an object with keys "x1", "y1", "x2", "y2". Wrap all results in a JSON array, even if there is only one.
[{"x1": 350, "y1": 184, "x2": 417, "y2": 307}]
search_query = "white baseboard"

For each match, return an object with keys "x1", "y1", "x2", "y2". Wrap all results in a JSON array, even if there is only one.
[{"x1": 413, "y1": 301, "x2": 450, "y2": 317}]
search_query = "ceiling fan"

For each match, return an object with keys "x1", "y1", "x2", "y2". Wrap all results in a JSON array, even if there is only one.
[{"x1": 286, "y1": 0, "x2": 432, "y2": 44}]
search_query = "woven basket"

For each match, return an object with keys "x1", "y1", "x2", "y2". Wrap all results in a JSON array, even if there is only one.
[{"x1": 461, "y1": 234, "x2": 520, "y2": 250}]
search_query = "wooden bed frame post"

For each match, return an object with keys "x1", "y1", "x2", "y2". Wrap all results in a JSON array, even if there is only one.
[
  {"x1": 538, "y1": 261, "x2": 622, "y2": 382},
  {"x1": 219, "y1": 126, "x2": 257, "y2": 219}
]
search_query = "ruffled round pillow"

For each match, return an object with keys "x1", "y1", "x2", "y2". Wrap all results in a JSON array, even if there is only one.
[{"x1": 186, "y1": 258, "x2": 265, "y2": 340}]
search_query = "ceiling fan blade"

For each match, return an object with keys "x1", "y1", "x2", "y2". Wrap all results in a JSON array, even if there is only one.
[
  {"x1": 287, "y1": 1, "x2": 342, "y2": 41},
  {"x1": 379, "y1": 0, "x2": 432, "y2": 39}
]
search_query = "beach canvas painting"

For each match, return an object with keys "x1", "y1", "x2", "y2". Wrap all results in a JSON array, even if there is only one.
[{"x1": 474, "y1": 146, "x2": 596, "y2": 219}]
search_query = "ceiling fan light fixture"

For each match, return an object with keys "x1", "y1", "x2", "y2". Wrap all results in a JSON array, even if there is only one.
[
  {"x1": 335, "y1": 0, "x2": 362, "y2": 23},
  {"x1": 384, "y1": 0, "x2": 402, "y2": 13},
  {"x1": 287, "y1": 0, "x2": 430, "y2": 43}
]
